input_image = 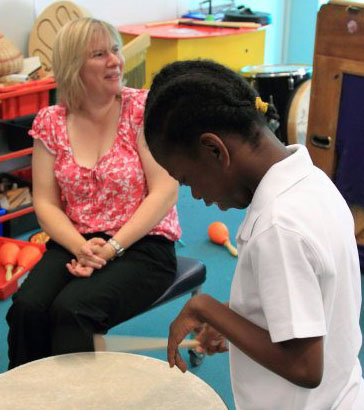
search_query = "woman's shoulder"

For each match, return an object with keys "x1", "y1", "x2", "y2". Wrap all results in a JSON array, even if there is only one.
[
  {"x1": 122, "y1": 86, "x2": 148, "y2": 105},
  {"x1": 35, "y1": 104, "x2": 66, "y2": 123},
  {"x1": 29, "y1": 104, "x2": 67, "y2": 153}
]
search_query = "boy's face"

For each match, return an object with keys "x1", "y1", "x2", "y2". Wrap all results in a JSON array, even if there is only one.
[{"x1": 159, "y1": 138, "x2": 254, "y2": 211}]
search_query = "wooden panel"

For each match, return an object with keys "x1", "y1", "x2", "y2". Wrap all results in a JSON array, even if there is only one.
[
  {"x1": 306, "y1": 56, "x2": 364, "y2": 177},
  {"x1": 315, "y1": 3, "x2": 364, "y2": 61},
  {"x1": 306, "y1": 2, "x2": 364, "y2": 178}
]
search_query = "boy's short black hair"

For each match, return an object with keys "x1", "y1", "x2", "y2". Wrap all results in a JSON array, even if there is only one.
[{"x1": 144, "y1": 59, "x2": 276, "y2": 158}]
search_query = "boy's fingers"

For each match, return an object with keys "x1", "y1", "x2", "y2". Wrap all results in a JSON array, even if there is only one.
[
  {"x1": 195, "y1": 345, "x2": 205, "y2": 353},
  {"x1": 167, "y1": 336, "x2": 178, "y2": 368},
  {"x1": 175, "y1": 351, "x2": 187, "y2": 373}
]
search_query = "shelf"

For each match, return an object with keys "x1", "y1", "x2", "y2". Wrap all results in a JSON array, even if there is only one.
[
  {"x1": 0, "y1": 206, "x2": 35, "y2": 223},
  {"x1": 0, "y1": 148, "x2": 35, "y2": 225},
  {"x1": 0, "y1": 86, "x2": 44, "y2": 234},
  {"x1": 0, "y1": 147, "x2": 33, "y2": 163}
]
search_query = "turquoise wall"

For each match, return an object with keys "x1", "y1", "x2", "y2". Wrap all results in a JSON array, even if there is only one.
[{"x1": 285, "y1": 0, "x2": 324, "y2": 65}]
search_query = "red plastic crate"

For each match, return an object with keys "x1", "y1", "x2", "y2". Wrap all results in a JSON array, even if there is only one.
[
  {"x1": 0, "y1": 236, "x2": 45, "y2": 300},
  {"x1": 0, "y1": 77, "x2": 57, "y2": 120},
  {"x1": 10, "y1": 165, "x2": 32, "y2": 183}
]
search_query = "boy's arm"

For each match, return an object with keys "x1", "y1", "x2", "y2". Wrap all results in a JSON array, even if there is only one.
[{"x1": 168, "y1": 294, "x2": 323, "y2": 388}]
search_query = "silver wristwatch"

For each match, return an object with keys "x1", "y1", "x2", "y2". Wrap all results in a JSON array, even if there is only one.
[{"x1": 107, "y1": 238, "x2": 125, "y2": 258}]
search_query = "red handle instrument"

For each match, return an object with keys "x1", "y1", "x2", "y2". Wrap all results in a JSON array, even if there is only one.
[
  {"x1": 208, "y1": 222, "x2": 238, "y2": 257},
  {"x1": 0, "y1": 242, "x2": 20, "y2": 281},
  {"x1": 14, "y1": 245, "x2": 42, "y2": 276}
]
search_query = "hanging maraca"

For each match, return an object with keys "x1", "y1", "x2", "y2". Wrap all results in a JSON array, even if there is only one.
[
  {"x1": 208, "y1": 222, "x2": 238, "y2": 257},
  {"x1": 13, "y1": 245, "x2": 42, "y2": 276},
  {"x1": 0, "y1": 242, "x2": 20, "y2": 281}
]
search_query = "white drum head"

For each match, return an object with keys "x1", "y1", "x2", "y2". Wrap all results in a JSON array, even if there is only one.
[
  {"x1": 287, "y1": 79, "x2": 311, "y2": 145},
  {"x1": 0, "y1": 352, "x2": 228, "y2": 409}
]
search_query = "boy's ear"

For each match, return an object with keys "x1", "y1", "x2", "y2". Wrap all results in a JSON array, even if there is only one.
[{"x1": 199, "y1": 133, "x2": 230, "y2": 167}]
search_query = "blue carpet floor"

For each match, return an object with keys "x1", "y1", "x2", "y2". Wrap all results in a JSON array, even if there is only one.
[{"x1": 0, "y1": 185, "x2": 363, "y2": 410}]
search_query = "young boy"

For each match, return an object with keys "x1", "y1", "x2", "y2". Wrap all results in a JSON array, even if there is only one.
[{"x1": 143, "y1": 59, "x2": 364, "y2": 410}]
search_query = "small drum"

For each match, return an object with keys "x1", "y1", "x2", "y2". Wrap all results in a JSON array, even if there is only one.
[
  {"x1": 0, "y1": 352, "x2": 228, "y2": 409},
  {"x1": 240, "y1": 64, "x2": 312, "y2": 144}
]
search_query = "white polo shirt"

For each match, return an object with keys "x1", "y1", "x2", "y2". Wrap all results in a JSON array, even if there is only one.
[{"x1": 229, "y1": 145, "x2": 364, "y2": 410}]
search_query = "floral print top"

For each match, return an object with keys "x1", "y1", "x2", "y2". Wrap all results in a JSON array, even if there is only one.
[{"x1": 29, "y1": 87, "x2": 181, "y2": 241}]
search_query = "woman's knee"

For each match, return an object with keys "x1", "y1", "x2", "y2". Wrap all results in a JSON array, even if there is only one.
[
  {"x1": 7, "y1": 291, "x2": 49, "y2": 324},
  {"x1": 49, "y1": 294, "x2": 80, "y2": 323},
  {"x1": 49, "y1": 292, "x2": 98, "y2": 324}
]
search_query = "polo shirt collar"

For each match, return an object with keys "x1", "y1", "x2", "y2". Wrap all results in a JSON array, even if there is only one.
[{"x1": 237, "y1": 144, "x2": 314, "y2": 241}]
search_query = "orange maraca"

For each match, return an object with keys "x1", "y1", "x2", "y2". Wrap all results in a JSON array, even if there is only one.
[
  {"x1": 0, "y1": 242, "x2": 20, "y2": 281},
  {"x1": 208, "y1": 222, "x2": 238, "y2": 257},
  {"x1": 14, "y1": 245, "x2": 42, "y2": 276}
]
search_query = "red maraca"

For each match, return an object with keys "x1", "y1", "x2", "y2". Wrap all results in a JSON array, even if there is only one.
[
  {"x1": 0, "y1": 242, "x2": 20, "y2": 281},
  {"x1": 14, "y1": 245, "x2": 42, "y2": 276},
  {"x1": 208, "y1": 222, "x2": 238, "y2": 257}
]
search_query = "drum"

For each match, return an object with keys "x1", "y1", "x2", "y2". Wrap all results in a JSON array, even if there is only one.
[
  {"x1": 240, "y1": 64, "x2": 312, "y2": 144},
  {"x1": 286, "y1": 79, "x2": 311, "y2": 146},
  {"x1": 0, "y1": 352, "x2": 228, "y2": 409}
]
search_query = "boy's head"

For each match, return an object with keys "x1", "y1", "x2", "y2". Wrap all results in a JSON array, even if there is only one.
[{"x1": 144, "y1": 59, "x2": 274, "y2": 210}]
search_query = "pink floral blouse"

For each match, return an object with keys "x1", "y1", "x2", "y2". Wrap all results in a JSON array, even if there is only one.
[{"x1": 29, "y1": 87, "x2": 181, "y2": 241}]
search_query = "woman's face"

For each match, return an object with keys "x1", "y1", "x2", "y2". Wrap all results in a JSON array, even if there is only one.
[{"x1": 80, "y1": 30, "x2": 124, "y2": 100}]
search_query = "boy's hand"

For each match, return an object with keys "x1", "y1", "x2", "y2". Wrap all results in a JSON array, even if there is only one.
[
  {"x1": 167, "y1": 296, "x2": 204, "y2": 373},
  {"x1": 195, "y1": 323, "x2": 228, "y2": 355}
]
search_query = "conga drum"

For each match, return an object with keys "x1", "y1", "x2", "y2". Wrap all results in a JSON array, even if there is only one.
[
  {"x1": 0, "y1": 352, "x2": 228, "y2": 409},
  {"x1": 286, "y1": 79, "x2": 311, "y2": 146},
  {"x1": 240, "y1": 64, "x2": 312, "y2": 144}
]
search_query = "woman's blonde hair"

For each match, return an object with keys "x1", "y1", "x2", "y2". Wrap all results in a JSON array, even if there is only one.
[{"x1": 52, "y1": 17, "x2": 123, "y2": 112}]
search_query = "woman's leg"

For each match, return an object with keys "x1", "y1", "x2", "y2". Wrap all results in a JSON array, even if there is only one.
[
  {"x1": 49, "y1": 235, "x2": 176, "y2": 356},
  {"x1": 6, "y1": 241, "x2": 73, "y2": 369}
]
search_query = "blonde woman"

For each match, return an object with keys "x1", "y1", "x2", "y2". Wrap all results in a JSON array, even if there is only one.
[{"x1": 6, "y1": 18, "x2": 181, "y2": 369}]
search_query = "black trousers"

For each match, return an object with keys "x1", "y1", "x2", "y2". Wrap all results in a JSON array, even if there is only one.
[{"x1": 6, "y1": 233, "x2": 176, "y2": 369}]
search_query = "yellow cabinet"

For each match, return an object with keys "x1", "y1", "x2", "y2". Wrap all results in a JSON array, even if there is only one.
[{"x1": 119, "y1": 23, "x2": 266, "y2": 88}]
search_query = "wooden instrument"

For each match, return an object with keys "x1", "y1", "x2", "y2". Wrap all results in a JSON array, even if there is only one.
[
  {"x1": 146, "y1": 18, "x2": 261, "y2": 29},
  {"x1": 28, "y1": 1, "x2": 90, "y2": 73},
  {"x1": 208, "y1": 222, "x2": 238, "y2": 257},
  {"x1": 94, "y1": 334, "x2": 200, "y2": 353},
  {"x1": 179, "y1": 19, "x2": 261, "y2": 29}
]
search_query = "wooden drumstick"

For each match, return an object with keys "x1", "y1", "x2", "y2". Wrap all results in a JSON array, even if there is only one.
[
  {"x1": 146, "y1": 18, "x2": 191, "y2": 27},
  {"x1": 208, "y1": 222, "x2": 238, "y2": 257},
  {"x1": 94, "y1": 334, "x2": 200, "y2": 353}
]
